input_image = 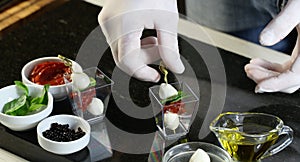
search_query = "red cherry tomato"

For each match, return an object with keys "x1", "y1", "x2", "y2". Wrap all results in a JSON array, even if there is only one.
[
  {"x1": 163, "y1": 101, "x2": 185, "y2": 114},
  {"x1": 70, "y1": 87, "x2": 96, "y2": 111}
]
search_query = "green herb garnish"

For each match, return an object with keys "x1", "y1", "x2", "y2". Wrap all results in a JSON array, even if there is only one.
[
  {"x1": 2, "y1": 81, "x2": 49, "y2": 116},
  {"x1": 161, "y1": 90, "x2": 189, "y2": 104},
  {"x1": 158, "y1": 62, "x2": 189, "y2": 104},
  {"x1": 89, "y1": 77, "x2": 96, "y2": 87}
]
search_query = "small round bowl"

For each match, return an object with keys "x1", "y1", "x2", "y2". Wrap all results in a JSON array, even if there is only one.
[
  {"x1": 163, "y1": 142, "x2": 231, "y2": 162},
  {"x1": 37, "y1": 115, "x2": 91, "y2": 155},
  {"x1": 0, "y1": 85, "x2": 53, "y2": 131},
  {"x1": 21, "y1": 56, "x2": 82, "y2": 101}
]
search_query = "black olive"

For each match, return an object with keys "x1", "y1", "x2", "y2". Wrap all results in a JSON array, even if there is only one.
[{"x1": 42, "y1": 123, "x2": 86, "y2": 142}]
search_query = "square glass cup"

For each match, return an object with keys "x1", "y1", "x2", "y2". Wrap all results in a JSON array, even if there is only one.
[
  {"x1": 64, "y1": 67, "x2": 114, "y2": 123},
  {"x1": 149, "y1": 82, "x2": 199, "y2": 140}
]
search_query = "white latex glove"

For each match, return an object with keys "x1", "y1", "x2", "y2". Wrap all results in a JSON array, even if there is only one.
[
  {"x1": 98, "y1": 0, "x2": 184, "y2": 82},
  {"x1": 245, "y1": 0, "x2": 300, "y2": 93}
]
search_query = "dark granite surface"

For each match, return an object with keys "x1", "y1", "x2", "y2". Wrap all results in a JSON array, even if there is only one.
[{"x1": 0, "y1": 0, "x2": 299, "y2": 161}]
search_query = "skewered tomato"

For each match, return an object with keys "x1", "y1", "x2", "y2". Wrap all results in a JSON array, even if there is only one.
[
  {"x1": 163, "y1": 100, "x2": 185, "y2": 114},
  {"x1": 70, "y1": 87, "x2": 96, "y2": 111}
]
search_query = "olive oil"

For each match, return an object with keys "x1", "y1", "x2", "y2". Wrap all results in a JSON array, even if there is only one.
[{"x1": 217, "y1": 123, "x2": 279, "y2": 162}]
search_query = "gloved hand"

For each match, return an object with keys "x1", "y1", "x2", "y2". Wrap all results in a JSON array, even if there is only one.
[
  {"x1": 98, "y1": 0, "x2": 184, "y2": 82},
  {"x1": 245, "y1": 0, "x2": 300, "y2": 93}
]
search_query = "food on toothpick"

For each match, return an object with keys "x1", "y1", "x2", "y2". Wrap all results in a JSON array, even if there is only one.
[
  {"x1": 164, "y1": 112, "x2": 180, "y2": 130},
  {"x1": 158, "y1": 62, "x2": 188, "y2": 131},
  {"x1": 86, "y1": 97, "x2": 104, "y2": 115},
  {"x1": 58, "y1": 55, "x2": 90, "y2": 90},
  {"x1": 163, "y1": 100, "x2": 185, "y2": 114},
  {"x1": 71, "y1": 72, "x2": 90, "y2": 90},
  {"x1": 60, "y1": 55, "x2": 103, "y2": 115},
  {"x1": 70, "y1": 86, "x2": 105, "y2": 115},
  {"x1": 160, "y1": 87, "x2": 187, "y2": 118},
  {"x1": 158, "y1": 62, "x2": 178, "y2": 99},
  {"x1": 159, "y1": 83, "x2": 178, "y2": 100},
  {"x1": 189, "y1": 148, "x2": 211, "y2": 162},
  {"x1": 70, "y1": 87, "x2": 95, "y2": 110}
]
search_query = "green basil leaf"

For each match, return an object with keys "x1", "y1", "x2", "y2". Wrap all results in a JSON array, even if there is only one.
[
  {"x1": 3, "y1": 95, "x2": 27, "y2": 114},
  {"x1": 42, "y1": 84, "x2": 49, "y2": 104},
  {"x1": 160, "y1": 91, "x2": 191, "y2": 105},
  {"x1": 14, "y1": 81, "x2": 28, "y2": 96},
  {"x1": 30, "y1": 84, "x2": 49, "y2": 105},
  {"x1": 7, "y1": 106, "x2": 28, "y2": 116},
  {"x1": 13, "y1": 101, "x2": 30, "y2": 116},
  {"x1": 2, "y1": 82, "x2": 49, "y2": 116},
  {"x1": 170, "y1": 93, "x2": 190, "y2": 103},
  {"x1": 161, "y1": 91, "x2": 183, "y2": 104},
  {"x1": 28, "y1": 103, "x2": 46, "y2": 112},
  {"x1": 89, "y1": 77, "x2": 96, "y2": 87}
]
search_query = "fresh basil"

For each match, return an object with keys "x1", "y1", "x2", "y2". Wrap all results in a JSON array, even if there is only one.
[
  {"x1": 2, "y1": 82, "x2": 49, "y2": 116},
  {"x1": 89, "y1": 77, "x2": 96, "y2": 87},
  {"x1": 161, "y1": 90, "x2": 189, "y2": 105},
  {"x1": 30, "y1": 84, "x2": 49, "y2": 105},
  {"x1": 28, "y1": 103, "x2": 46, "y2": 112},
  {"x1": 14, "y1": 81, "x2": 28, "y2": 96},
  {"x1": 3, "y1": 95, "x2": 27, "y2": 114}
]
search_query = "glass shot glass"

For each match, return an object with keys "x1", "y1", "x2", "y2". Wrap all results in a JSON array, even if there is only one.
[
  {"x1": 149, "y1": 82, "x2": 199, "y2": 140},
  {"x1": 64, "y1": 67, "x2": 114, "y2": 123}
]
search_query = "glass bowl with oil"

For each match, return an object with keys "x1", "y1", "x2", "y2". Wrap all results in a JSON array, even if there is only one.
[{"x1": 209, "y1": 112, "x2": 293, "y2": 162}]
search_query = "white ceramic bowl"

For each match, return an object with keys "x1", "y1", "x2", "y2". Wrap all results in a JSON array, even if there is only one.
[
  {"x1": 37, "y1": 115, "x2": 91, "y2": 155},
  {"x1": 0, "y1": 85, "x2": 53, "y2": 131},
  {"x1": 21, "y1": 57, "x2": 82, "y2": 101}
]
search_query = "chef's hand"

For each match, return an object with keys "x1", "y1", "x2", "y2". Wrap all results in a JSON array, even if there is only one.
[
  {"x1": 98, "y1": 0, "x2": 184, "y2": 82},
  {"x1": 245, "y1": 0, "x2": 300, "y2": 93}
]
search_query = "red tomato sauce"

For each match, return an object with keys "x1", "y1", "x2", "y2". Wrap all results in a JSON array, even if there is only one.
[{"x1": 29, "y1": 61, "x2": 72, "y2": 86}]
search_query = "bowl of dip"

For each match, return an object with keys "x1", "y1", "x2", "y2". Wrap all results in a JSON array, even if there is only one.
[{"x1": 21, "y1": 56, "x2": 82, "y2": 101}]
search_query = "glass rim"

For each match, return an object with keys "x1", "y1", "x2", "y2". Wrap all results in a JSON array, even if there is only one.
[
  {"x1": 63, "y1": 66, "x2": 114, "y2": 88},
  {"x1": 149, "y1": 81, "x2": 199, "y2": 107}
]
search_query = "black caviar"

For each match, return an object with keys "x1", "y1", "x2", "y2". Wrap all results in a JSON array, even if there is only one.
[{"x1": 42, "y1": 122, "x2": 86, "y2": 142}]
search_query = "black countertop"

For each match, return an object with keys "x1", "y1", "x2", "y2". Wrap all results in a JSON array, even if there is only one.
[{"x1": 0, "y1": 0, "x2": 299, "y2": 161}]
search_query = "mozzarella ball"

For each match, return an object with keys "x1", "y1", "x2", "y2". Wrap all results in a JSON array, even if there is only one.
[
  {"x1": 159, "y1": 83, "x2": 178, "y2": 100},
  {"x1": 71, "y1": 72, "x2": 90, "y2": 90},
  {"x1": 87, "y1": 98, "x2": 104, "y2": 115},
  {"x1": 72, "y1": 64, "x2": 83, "y2": 73},
  {"x1": 189, "y1": 148, "x2": 210, "y2": 162},
  {"x1": 164, "y1": 112, "x2": 179, "y2": 130}
]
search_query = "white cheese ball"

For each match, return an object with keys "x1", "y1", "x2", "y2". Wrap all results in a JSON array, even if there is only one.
[
  {"x1": 164, "y1": 112, "x2": 179, "y2": 130},
  {"x1": 71, "y1": 72, "x2": 90, "y2": 90},
  {"x1": 189, "y1": 148, "x2": 210, "y2": 162},
  {"x1": 87, "y1": 98, "x2": 104, "y2": 116},
  {"x1": 159, "y1": 83, "x2": 178, "y2": 100},
  {"x1": 72, "y1": 64, "x2": 83, "y2": 73}
]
